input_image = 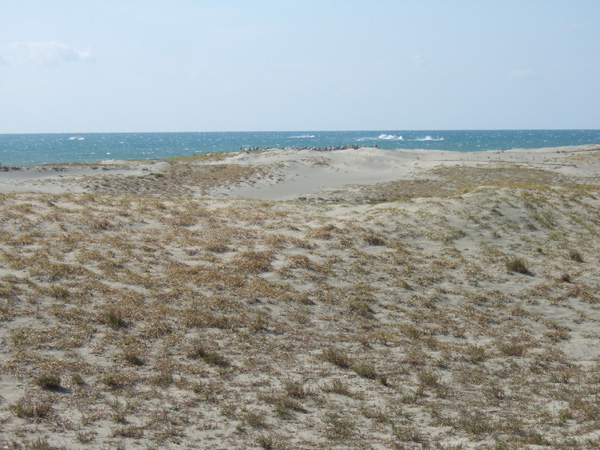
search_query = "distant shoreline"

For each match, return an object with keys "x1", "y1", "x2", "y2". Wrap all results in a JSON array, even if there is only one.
[{"x1": 1, "y1": 130, "x2": 599, "y2": 166}]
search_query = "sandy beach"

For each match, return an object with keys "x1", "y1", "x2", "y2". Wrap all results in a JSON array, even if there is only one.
[{"x1": 1, "y1": 145, "x2": 600, "y2": 449}]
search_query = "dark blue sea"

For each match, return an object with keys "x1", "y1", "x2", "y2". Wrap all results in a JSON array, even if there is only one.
[{"x1": 1, "y1": 130, "x2": 599, "y2": 166}]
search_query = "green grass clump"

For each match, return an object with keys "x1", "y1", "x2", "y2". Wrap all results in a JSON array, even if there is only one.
[
  {"x1": 466, "y1": 345, "x2": 487, "y2": 363},
  {"x1": 187, "y1": 341, "x2": 230, "y2": 367},
  {"x1": 36, "y1": 374, "x2": 61, "y2": 391},
  {"x1": 101, "y1": 307, "x2": 126, "y2": 329},
  {"x1": 123, "y1": 350, "x2": 145, "y2": 366},
  {"x1": 569, "y1": 249, "x2": 584, "y2": 262},
  {"x1": 506, "y1": 257, "x2": 528, "y2": 274},
  {"x1": 353, "y1": 363, "x2": 377, "y2": 379},
  {"x1": 321, "y1": 347, "x2": 351, "y2": 369},
  {"x1": 11, "y1": 397, "x2": 52, "y2": 419}
]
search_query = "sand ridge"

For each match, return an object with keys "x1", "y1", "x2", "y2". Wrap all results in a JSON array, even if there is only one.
[{"x1": 1, "y1": 144, "x2": 599, "y2": 199}]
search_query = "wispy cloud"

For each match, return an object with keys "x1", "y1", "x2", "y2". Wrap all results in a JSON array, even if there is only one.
[
  {"x1": 508, "y1": 68, "x2": 533, "y2": 80},
  {"x1": 2, "y1": 41, "x2": 92, "y2": 65}
]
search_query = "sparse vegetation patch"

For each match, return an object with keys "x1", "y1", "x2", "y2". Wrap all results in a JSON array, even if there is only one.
[{"x1": 0, "y1": 166, "x2": 599, "y2": 449}]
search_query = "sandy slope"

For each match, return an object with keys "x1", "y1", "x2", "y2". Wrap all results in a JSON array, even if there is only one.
[
  {"x1": 212, "y1": 145, "x2": 600, "y2": 200},
  {"x1": 0, "y1": 145, "x2": 599, "y2": 449}
]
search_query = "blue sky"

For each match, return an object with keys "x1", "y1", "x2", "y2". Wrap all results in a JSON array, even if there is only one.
[{"x1": 1, "y1": 1, "x2": 598, "y2": 133}]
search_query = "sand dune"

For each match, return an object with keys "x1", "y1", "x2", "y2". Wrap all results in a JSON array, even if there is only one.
[
  {"x1": 1, "y1": 145, "x2": 599, "y2": 199},
  {"x1": 0, "y1": 145, "x2": 599, "y2": 449}
]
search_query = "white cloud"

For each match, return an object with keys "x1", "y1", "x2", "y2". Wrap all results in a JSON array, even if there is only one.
[
  {"x1": 2, "y1": 41, "x2": 92, "y2": 65},
  {"x1": 508, "y1": 68, "x2": 533, "y2": 80}
]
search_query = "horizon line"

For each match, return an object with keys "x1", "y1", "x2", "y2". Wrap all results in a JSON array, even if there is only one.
[{"x1": 1, "y1": 128, "x2": 599, "y2": 135}]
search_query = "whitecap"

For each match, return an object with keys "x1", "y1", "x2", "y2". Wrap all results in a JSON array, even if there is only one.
[
  {"x1": 378, "y1": 134, "x2": 403, "y2": 140},
  {"x1": 413, "y1": 136, "x2": 444, "y2": 142}
]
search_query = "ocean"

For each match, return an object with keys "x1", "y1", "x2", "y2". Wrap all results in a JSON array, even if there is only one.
[{"x1": 1, "y1": 130, "x2": 599, "y2": 166}]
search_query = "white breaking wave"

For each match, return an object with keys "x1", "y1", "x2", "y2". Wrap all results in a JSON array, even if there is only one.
[
  {"x1": 413, "y1": 136, "x2": 444, "y2": 141},
  {"x1": 378, "y1": 134, "x2": 403, "y2": 141},
  {"x1": 291, "y1": 134, "x2": 315, "y2": 138}
]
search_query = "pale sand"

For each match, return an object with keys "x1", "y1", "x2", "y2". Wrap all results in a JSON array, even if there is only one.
[
  {"x1": 213, "y1": 144, "x2": 600, "y2": 200},
  {"x1": 0, "y1": 145, "x2": 599, "y2": 449},
  {"x1": 1, "y1": 144, "x2": 599, "y2": 199}
]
